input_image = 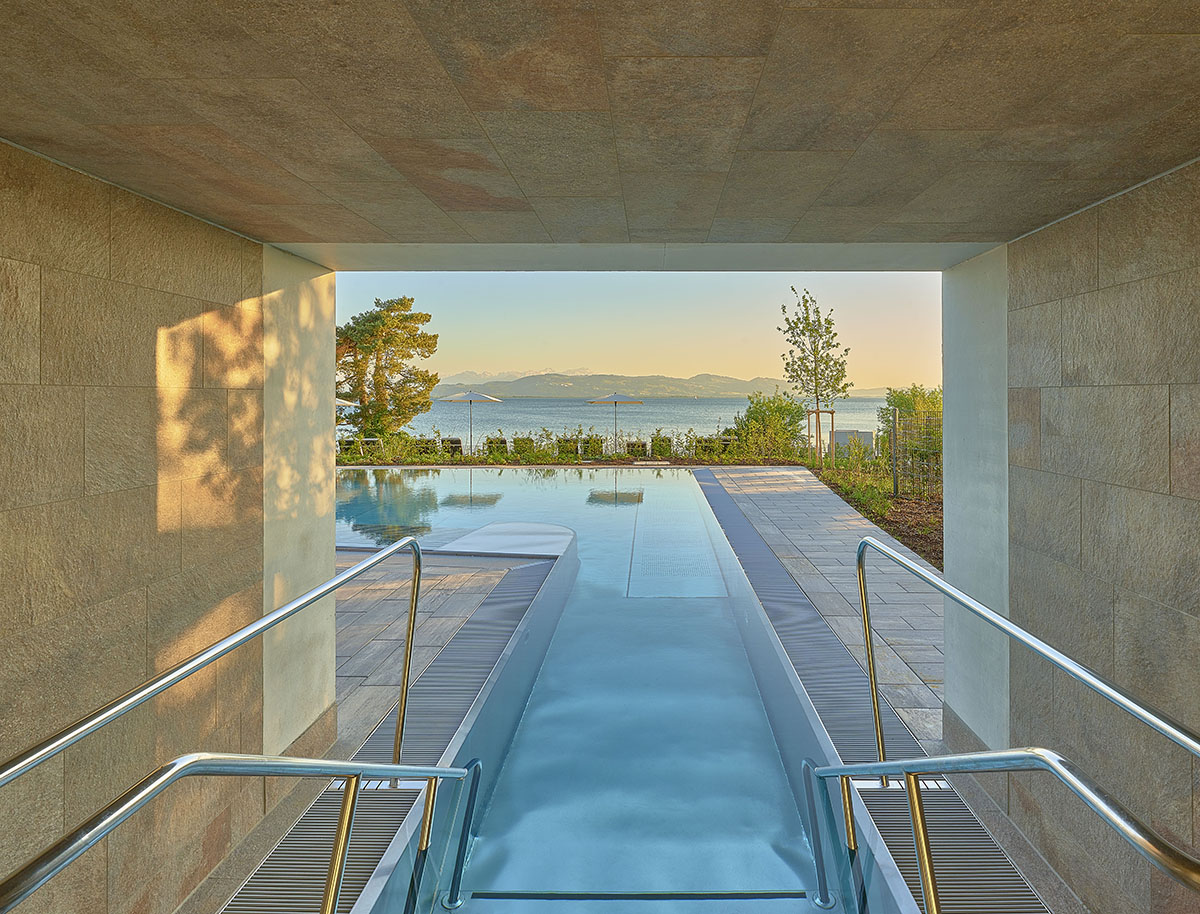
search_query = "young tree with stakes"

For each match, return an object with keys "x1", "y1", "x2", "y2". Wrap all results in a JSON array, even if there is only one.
[
  {"x1": 778, "y1": 286, "x2": 852, "y2": 461},
  {"x1": 337, "y1": 296, "x2": 439, "y2": 437}
]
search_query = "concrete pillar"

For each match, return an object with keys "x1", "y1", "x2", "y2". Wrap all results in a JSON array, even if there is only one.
[
  {"x1": 261, "y1": 247, "x2": 337, "y2": 758},
  {"x1": 941, "y1": 245, "x2": 1010, "y2": 757}
]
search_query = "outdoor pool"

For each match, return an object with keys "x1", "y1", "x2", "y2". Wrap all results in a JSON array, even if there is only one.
[{"x1": 336, "y1": 468, "x2": 870, "y2": 910}]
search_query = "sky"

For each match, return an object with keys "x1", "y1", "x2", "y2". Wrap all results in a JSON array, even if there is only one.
[{"x1": 335, "y1": 271, "x2": 942, "y2": 390}]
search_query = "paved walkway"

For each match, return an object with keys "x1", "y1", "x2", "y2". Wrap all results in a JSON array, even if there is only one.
[
  {"x1": 711, "y1": 467, "x2": 945, "y2": 747},
  {"x1": 332, "y1": 549, "x2": 517, "y2": 751}
]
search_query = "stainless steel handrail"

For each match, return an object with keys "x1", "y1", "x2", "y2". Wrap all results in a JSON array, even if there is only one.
[
  {"x1": 0, "y1": 752, "x2": 472, "y2": 914},
  {"x1": 0, "y1": 537, "x2": 422, "y2": 791},
  {"x1": 855, "y1": 535, "x2": 1200, "y2": 784},
  {"x1": 811, "y1": 747, "x2": 1200, "y2": 914}
]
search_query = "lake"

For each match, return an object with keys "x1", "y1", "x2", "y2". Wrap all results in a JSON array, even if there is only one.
[{"x1": 394, "y1": 396, "x2": 888, "y2": 444}]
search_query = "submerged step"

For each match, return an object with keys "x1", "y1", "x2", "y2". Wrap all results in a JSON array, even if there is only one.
[
  {"x1": 472, "y1": 891, "x2": 809, "y2": 900},
  {"x1": 459, "y1": 895, "x2": 812, "y2": 914}
]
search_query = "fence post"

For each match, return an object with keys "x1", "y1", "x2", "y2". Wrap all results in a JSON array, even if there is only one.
[
  {"x1": 891, "y1": 407, "x2": 899, "y2": 497},
  {"x1": 829, "y1": 410, "x2": 835, "y2": 470}
]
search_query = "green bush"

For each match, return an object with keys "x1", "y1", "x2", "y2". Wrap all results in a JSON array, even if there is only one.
[
  {"x1": 581, "y1": 435, "x2": 604, "y2": 459},
  {"x1": 650, "y1": 432, "x2": 672, "y2": 459}
]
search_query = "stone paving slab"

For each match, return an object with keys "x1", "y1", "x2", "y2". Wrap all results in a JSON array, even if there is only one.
[
  {"x1": 333, "y1": 549, "x2": 511, "y2": 751},
  {"x1": 711, "y1": 466, "x2": 945, "y2": 746}
]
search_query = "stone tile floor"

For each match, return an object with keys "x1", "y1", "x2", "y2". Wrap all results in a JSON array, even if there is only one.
[
  {"x1": 711, "y1": 466, "x2": 945, "y2": 748},
  {"x1": 332, "y1": 549, "x2": 516, "y2": 753}
]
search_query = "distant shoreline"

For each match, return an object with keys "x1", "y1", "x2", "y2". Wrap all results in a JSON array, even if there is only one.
[{"x1": 426, "y1": 393, "x2": 894, "y2": 400}]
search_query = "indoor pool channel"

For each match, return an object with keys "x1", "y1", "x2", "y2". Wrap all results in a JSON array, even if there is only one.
[{"x1": 336, "y1": 469, "x2": 914, "y2": 914}]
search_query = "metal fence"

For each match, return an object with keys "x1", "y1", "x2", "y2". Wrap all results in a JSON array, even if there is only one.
[
  {"x1": 887, "y1": 409, "x2": 942, "y2": 498},
  {"x1": 817, "y1": 408, "x2": 942, "y2": 501}
]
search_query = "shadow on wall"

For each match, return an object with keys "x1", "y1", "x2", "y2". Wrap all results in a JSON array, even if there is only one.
[{"x1": 260, "y1": 250, "x2": 337, "y2": 759}]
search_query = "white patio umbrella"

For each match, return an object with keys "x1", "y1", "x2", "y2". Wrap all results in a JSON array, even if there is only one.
[
  {"x1": 438, "y1": 390, "x2": 502, "y2": 454},
  {"x1": 334, "y1": 397, "x2": 356, "y2": 407},
  {"x1": 587, "y1": 393, "x2": 643, "y2": 453}
]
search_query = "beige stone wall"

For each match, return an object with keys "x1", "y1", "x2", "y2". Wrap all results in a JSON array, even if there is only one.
[
  {"x1": 261, "y1": 247, "x2": 337, "y2": 756},
  {"x1": 1004, "y1": 162, "x2": 1200, "y2": 914},
  {"x1": 0, "y1": 142, "x2": 270, "y2": 914}
]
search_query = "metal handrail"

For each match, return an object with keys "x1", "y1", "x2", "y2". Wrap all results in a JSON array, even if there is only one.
[
  {"x1": 852, "y1": 533, "x2": 1200, "y2": 912},
  {"x1": 811, "y1": 747, "x2": 1200, "y2": 914},
  {"x1": 855, "y1": 535, "x2": 1200, "y2": 786},
  {"x1": 0, "y1": 536, "x2": 422, "y2": 791},
  {"x1": 0, "y1": 752, "x2": 476, "y2": 914}
]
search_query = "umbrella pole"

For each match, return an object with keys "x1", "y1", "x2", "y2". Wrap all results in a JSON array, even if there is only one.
[
  {"x1": 469, "y1": 402, "x2": 473, "y2": 456},
  {"x1": 614, "y1": 401, "x2": 618, "y2": 455}
]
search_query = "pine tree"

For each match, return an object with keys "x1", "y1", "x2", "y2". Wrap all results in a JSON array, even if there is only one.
[{"x1": 336, "y1": 297, "x2": 438, "y2": 436}]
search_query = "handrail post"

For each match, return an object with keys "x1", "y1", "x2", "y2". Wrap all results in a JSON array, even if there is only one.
[
  {"x1": 856, "y1": 541, "x2": 889, "y2": 787},
  {"x1": 904, "y1": 772, "x2": 941, "y2": 914},
  {"x1": 321, "y1": 775, "x2": 361, "y2": 914},
  {"x1": 839, "y1": 776, "x2": 857, "y2": 853},
  {"x1": 393, "y1": 541, "x2": 423, "y2": 765},
  {"x1": 419, "y1": 777, "x2": 439, "y2": 851},
  {"x1": 442, "y1": 759, "x2": 482, "y2": 910},
  {"x1": 800, "y1": 759, "x2": 835, "y2": 909}
]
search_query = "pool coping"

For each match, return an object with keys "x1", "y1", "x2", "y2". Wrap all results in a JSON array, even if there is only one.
[{"x1": 694, "y1": 468, "x2": 1052, "y2": 914}]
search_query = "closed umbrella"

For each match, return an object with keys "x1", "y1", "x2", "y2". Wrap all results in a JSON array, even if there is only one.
[
  {"x1": 587, "y1": 393, "x2": 643, "y2": 454},
  {"x1": 438, "y1": 391, "x2": 502, "y2": 455}
]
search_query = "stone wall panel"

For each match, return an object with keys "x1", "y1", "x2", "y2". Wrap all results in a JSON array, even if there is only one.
[
  {"x1": 1098, "y1": 165, "x2": 1199, "y2": 287},
  {"x1": 0, "y1": 256, "x2": 40, "y2": 383},
  {"x1": 1008, "y1": 466, "x2": 1080, "y2": 566},
  {"x1": 1169, "y1": 383, "x2": 1200, "y2": 500},
  {"x1": 1041, "y1": 384, "x2": 1169, "y2": 491},
  {"x1": 1007, "y1": 207, "x2": 1096, "y2": 309},
  {"x1": 1006, "y1": 298, "x2": 1061, "y2": 387},
  {"x1": 0, "y1": 144, "x2": 274, "y2": 914},
  {"x1": 1008, "y1": 387, "x2": 1040, "y2": 469},
  {"x1": 1061, "y1": 268, "x2": 1200, "y2": 386},
  {"x1": 1005, "y1": 158, "x2": 1200, "y2": 914}
]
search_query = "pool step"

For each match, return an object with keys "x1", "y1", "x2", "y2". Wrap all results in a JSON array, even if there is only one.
[
  {"x1": 473, "y1": 891, "x2": 809, "y2": 899},
  {"x1": 459, "y1": 893, "x2": 811, "y2": 914}
]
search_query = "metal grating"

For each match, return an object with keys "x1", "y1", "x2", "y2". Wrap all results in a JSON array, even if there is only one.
[
  {"x1": 693, "y1": 470, "x2": 1050, "y2": 914},
  {"x1": 692, "y1": 471, "x2": 922, "y2": 763},
  {"x1": 860, "y1": 790, "x2": 1051, "y2": 914},
  {"x1": 219, "y1": 558, "x2": 554, "y2": 914}
]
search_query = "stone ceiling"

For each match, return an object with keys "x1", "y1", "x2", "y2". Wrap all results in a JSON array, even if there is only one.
[{"x1": 3, "y1": 0, "x2": 1199, "y2": 251}]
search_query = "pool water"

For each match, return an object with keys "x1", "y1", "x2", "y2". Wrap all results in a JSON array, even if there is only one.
[{"x1": 336, "y1": 469, "x2": 821, "y2": 902}]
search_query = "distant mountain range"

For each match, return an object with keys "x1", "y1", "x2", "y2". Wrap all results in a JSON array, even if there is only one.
[
  {"x1": 438, "y1": 367, "x2": 593, "y2": 385},
  {"x1": 433, "y1": 372, "x2": 792, "y2": 399}
]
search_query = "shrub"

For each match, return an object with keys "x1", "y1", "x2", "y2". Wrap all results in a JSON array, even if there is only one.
[
  {"x1": 650, "y1": 431, "x2": 672, "y2": 459},
  {"x1": 485, "y1": 434, "x2": 508, "y2": 458}
]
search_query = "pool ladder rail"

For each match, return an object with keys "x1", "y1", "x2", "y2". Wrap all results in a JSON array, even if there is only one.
[
  {"x1": 0, "y1": 536, "x2": 440, "y2": 914},
  {"x1": 822, "y1": 534, "x2": 1200, "y2": 914}
]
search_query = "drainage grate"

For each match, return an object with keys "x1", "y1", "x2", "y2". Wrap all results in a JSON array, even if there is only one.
[
  {"x1": 219, "y1": 559, "x2": 554, "y2": 914},
  {"x1": 692, "y1": 471, "x2": 922, "y2": 763},
  {"x1": 860, "y1": 790, "x2": 1051, "y2": 914},
  {"x1": 693, "y1": 470, "x2": 1050, "y2": 914}
]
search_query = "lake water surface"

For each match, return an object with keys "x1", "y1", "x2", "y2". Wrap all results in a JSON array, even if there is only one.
[{"x1": 397, "y1": 396, "x2": 886, "y2": 443}]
